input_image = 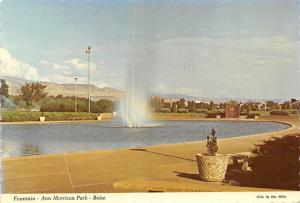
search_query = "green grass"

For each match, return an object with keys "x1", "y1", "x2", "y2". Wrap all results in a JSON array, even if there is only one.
[{"x1": 1, "y1": 111, "x2": 97, "y2": 122}]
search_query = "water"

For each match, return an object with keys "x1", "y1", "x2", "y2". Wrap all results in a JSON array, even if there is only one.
[{"x1": 0, "y1": 120, "x2": 290, "y2": 157}]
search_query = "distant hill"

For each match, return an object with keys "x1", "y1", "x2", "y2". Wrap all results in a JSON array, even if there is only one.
[{"x1": 0, "y1": 76, "x2": 123, "y2": 101}]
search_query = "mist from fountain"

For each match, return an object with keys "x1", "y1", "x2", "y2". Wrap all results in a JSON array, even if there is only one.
[
  {"x1": 0, "y1": 95, "x2": 17, "y2": 111},
  {"x1": 118, "y1": 51, "x2": 148, "y2": 128}
]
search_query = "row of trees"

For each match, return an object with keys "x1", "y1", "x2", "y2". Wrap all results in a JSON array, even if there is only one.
[
  {"x1": 151, "y1": 97, "x2": 221, "y2": 113},
  {"x1": 40, "y1": 96, "x2": 114, "y2": 113},
  {"x1": 150, "y1": 96, "x2": 298, "y2": 113}
]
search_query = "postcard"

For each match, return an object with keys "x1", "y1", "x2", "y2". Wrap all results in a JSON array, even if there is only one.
[{"x1": 0, "y1": 0, "x2": 299, "y2": 203}]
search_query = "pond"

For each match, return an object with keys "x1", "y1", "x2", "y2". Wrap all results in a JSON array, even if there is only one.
[{"x1": 0, "y1": 120, "x2": 290, "y2": 157}]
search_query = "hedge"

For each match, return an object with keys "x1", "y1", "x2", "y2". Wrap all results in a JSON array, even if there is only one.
[
  {"x1": 1, "y1": 111, "x2": 97, "y2": 122},
  {"x1": 270, "y1": 110, "x2": 289, "y2": 116}
]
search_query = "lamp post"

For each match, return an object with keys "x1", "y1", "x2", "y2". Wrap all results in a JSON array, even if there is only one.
[
  {"x1": 74, "y1": 77, "x2": 78, "y2": 113},
  {"x1": 86, "y1": 46, "x2": 91, "y2": 114}
]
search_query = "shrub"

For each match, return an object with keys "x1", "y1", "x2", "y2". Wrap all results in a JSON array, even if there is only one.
[
  {"x1": 270, "y1": 110, "x2": 289, "y2": 116},
  {"x1": 206, "y1": 111, "x2": 224, "y2": 118},
  {"x1": 206, "y1": 112, "x2": 218, "y2": 118},
  {"x1": 240, "y1": 112, "x2": 249, "y2": 116},
  {"x1": 247, "y1": 113, "x2": 260, "y2": 119},
  {"x1": 206, "y1": 128, "x2": 218, "y2": 155},
  {"x1": 249, "y1": 134, "x2": 300, "y2": 190}
]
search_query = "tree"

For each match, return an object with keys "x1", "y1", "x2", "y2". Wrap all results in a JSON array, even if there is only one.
[
  {"x1": 18, "y1": 82, "x2": 48, "y2": 111},
  {"x1": 209, "y1": 101, "x2": 216, "y2": 111},
  {"x1": 177, "y1": 98, "x2": 186, "y2": 109},
  {"x1": 188, "y1": 101, "x2": 195, "y2": 112},
  {"x1": 171, "y1": 102, "x2": 177, "y2": 112},
  {"x1": 91, "y1": 99, "x2": 114, "y2": 113},
  {"x1": 266, "y1": 100, "x2": 277, "y2": 110}
]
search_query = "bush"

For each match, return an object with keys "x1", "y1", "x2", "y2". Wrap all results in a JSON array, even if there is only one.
[
  {"x1": 206, "y1": 111, "x2": 225, "y2": 118},
  {"x1": 240, "y1": 112, "x2": 248, "y2": 116},
  {"x1": 247, "y1": 113, "x2": 260, "y2": 119},
  {"x1": 249, "y1": 134, "x2": 300, "y2": 190},
  {"x1": 270, "y1": 110, "x2": 289, "y2": 116},
  {"x1": 206, "y1": 112, "x2": 218, "y2": 118}
]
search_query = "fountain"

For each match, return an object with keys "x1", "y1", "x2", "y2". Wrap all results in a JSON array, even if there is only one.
[
  {"x1": 118, "y1": 2, "x2": 156, "y2": 127},
  {"x1": 0, "y1": 95, "x2": 17, "y2": 112},
  {"x1": 119, "y1": 53, "x2": 148, "y2": 128},
  {"x1": 119, "y1": 90, "x2": 147, "y2": 128}
]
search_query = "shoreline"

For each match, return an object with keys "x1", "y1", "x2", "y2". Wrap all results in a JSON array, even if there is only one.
[
  {"x1": 1, "y1": 116, "x2": 297, "y2": 159},
  {"x1": 2, "y1": 118, "x2": 296, "y2": 160},
  {"x1": 0, "y1": 115, "x2": 296, "y2": 125},
  {"x1": 2, "y1": 116, "x2": 299, "y2": 193}
]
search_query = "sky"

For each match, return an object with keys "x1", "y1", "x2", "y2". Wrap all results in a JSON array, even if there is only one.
[{"x1": 0, "y1": 0, "x2": 300, "y2": 100}]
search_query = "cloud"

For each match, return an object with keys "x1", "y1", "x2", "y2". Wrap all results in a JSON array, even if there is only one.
[
  {"x1": 65, "y1": 58, "x2": 87, "y2": 70},
  {"x1": 151, "y1": 83, "x2": 171, "y2": 94},
  {"x1": 52, "y1": 63, "x2": 69, "y2": 71},
  {"x1": 40, "y1": 58, "x2": 110, "y2": 87},
  {"x1": 0, "y1": 47, "x2": 39, "y2": 80},
  {"x1": 39, "y1": 60, "x2": 52, "y2": 66}
]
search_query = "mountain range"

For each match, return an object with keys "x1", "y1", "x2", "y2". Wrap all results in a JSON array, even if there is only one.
[{"x1": 0, "y1": 76, "x2": 123, "y2": 101}]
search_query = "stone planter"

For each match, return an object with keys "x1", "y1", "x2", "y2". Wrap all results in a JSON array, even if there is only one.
[
  {"x1": 196, "y1": 154, "x2": 230, "y2": 182},
  {"x1": 39, "y1": 116, "x2": 46, "y2": 122},
  {"x1": 97, "y1": 115, "x2": 102, "y2": 120}
]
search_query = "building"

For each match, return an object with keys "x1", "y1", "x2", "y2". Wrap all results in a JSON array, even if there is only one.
[{"x1": 225, "y1": 103, "x2": 240, "y2": 118}]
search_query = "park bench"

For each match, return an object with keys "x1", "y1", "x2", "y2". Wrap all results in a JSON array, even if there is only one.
[{"x1": 228, "y1": 153, "x2": 249, "y2": 171}]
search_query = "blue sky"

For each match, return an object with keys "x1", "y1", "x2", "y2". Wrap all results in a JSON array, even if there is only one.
[{"x1": 0, "y1": 0, "x2": 300, "y2": 99}]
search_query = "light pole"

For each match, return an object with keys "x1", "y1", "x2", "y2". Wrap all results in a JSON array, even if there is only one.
[
  {"x1": 74, "y1": 77, "x2": 78, "y2": 113},
  {"x1": 86, "y1": 46, "x2": 91, "y2": 114}
]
